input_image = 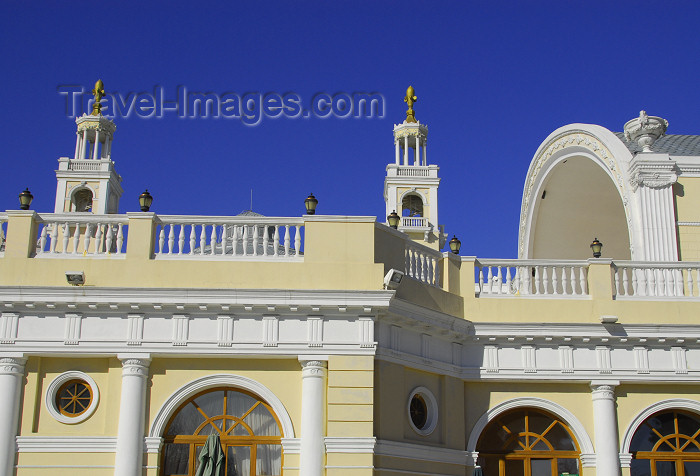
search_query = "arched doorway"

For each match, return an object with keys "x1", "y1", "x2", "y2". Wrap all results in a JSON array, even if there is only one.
[
  {"x1": 476, "y1": 408, "x2": 580, "y2": 476},
  {"x1": 630, "y1": 410, "x2": 700, "y2": 475},
  {"x1": 160, "y1": 387, "x2": 283, "y2": 476}
]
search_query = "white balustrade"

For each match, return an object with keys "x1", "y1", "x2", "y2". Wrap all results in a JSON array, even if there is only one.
[
  {"x1": 35, "y1": 214, "x2": 128, "y2": 256},
  {"x1": 396, "y1": 167, "x2": 431, "y2": 177},
  {"x1": 0, "y1": 214, "x2": 7, "y2": 254},
  {"x1": 613, "y1": 261, "x2": 700, "y2": 299},
  {"x1": 475, "y1": 259, "x2": 589, "y2": 297},
  {"x1": 155, "y1": 216, "x2": 304, "y2": 260},
  {"x1": 405, "y1": 241, "x2": 442, "y2": 287},
  {"x1": 401, "y1": 216, "x2": 429, "y2": 228}
]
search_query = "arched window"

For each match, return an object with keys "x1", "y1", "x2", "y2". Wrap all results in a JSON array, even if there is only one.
[
  {"x1": 401, "y1": 193, "x2": 423, "y2": 217},
  {"x1": 630, "y1": 410, "x2": 700, "y2": 476},
  {"x1": 161, "y1": 387, "x2": 283, "y2": 476},
  {"x1": 476, "y1": 408, "x2": 580, "y2": 476},
  {"x1": 71, "y1": 188, "x2": 93, "y2": 212}
]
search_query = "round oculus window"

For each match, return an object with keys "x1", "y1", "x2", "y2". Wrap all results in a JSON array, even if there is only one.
[
  {"x1": 407, "y1": 386, "x2": 438, "y2": 436},
  {"x1": 45, "y1": 371, "x2": 99, "y2": 424}
]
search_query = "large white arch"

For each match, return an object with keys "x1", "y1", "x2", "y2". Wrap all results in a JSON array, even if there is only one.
[
  {"x1": 149, "y1": 373, "x2": 295, "y2": 439},
  {"x1": 518, "y1": 124, "x2": 640, "y2": 260},
  {"x1": 466, "y1": 397, "x2": 596, "y2": 467},
  {"x1": 620, "y1": 398, "x2": 700, "y2": 454}
]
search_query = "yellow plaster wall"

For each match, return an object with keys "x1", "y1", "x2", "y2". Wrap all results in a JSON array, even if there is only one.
[
  {"x1": 147, "y1": 358, "x2": 302, "y2": 438},
  {"x1": 327, "y1": 355, "x2": 374, "y2": 437},
  {"x1": 676, "y1": 178, "x2": 700, "y2": 224},
  {"x1": 19, "y1": 356, "x2": 119, "y2": 436},
  {"x1": 678, "y1": 225, "x2": 700, "y2": 261},
  {"x1": 16, "y1": 452, "x2": 114, "y2": 475}
]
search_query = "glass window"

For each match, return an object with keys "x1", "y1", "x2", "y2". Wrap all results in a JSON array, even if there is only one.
[
  {"x1": 630, "y1": 411, "x2": 700, "y2": 476},
  {"x1": 162, "y1": 388, "x2": 283, "y2": 476},
  {"x1": 56, "y1": 379, "x2": 92, "y2": 417}
]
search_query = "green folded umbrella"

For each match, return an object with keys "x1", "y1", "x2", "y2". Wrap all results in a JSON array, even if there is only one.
[{"x1": 195, "y1": 433, "x2": 225, "y2": 476}]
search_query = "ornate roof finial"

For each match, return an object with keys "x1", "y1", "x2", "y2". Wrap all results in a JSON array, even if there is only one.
[
  {"x1": 404, "y1": 85, "x2": 417, "y2": 123},
  {"x1": 623, "y1": 110, "x2": 668, "y2": 153},
  {"x1": 91, "y1": 79, "x2": 105, "y2": 116}
]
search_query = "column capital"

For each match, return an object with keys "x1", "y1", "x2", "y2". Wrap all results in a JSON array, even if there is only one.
[
  {"x1": 591, "y1": 380, "x2": 619, "y2": 400},
  {"x1": 300, "y1": 359, "x2": 328, "y2": 377},
  {"x1": 118, "y1": 354, "x2": 151, "y2": 377},
  {"x1": 0, "y1": 356, "x2": 26, "y2": 376}
]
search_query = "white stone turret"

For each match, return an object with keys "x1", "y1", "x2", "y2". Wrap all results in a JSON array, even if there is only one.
[
  {"x1": 384, "y1": 87, "x2": 445, "y2": 249},
  {"x1": 54, "y1": 80, "x2": 123, "y2": 214}
]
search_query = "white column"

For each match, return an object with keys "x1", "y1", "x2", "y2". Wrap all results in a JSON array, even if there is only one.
[
  {"x1": 81, "y1": 131, "x2": 89, "y2": 159},
  {"x1": 103, "y1": 136, "x2": 110, "y2": 159},
  {"x1": 92, "y1": 130, "x2": 100, "y2": 160},
  {"x1": 423, "y1": 142, "x2": 427, "y2": 166},
  {"x1": 591, "y1": 382, "x2": 621, "y2": 476},
  {"x1": 114, "y1": 355, "x2": 151, "y2": 476},
  {"x1": 0, "y1": 355, "x2": 26, "y2": 476},
  {"x1": 403, "y1": 136, "x2": 409, "y2": 166},
  {"x1": 106, "y1": 135, "x2": 113, "y2": 158},
  {"x1": 415, "y1": 135, "x2": 421, "y2": 166},
  {"x1": 394, "y1": 139, "x2": 400, "y2": 165},
  {"x1": 299, "y1": 359, "x2": 327, "y2": 476},
  {"x1": 74, "y1": 132, "x2": 81, "y2": 160}
]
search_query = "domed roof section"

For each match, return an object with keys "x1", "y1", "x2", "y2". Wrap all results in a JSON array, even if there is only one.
[{"x1": 614, "y1": 132, "x2": 700, "y2": 156}]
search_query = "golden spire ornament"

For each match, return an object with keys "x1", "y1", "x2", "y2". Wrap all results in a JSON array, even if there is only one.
[
  {"x1": 91, "y1": 79, "x2": 105, "y2": 116},
  {"x1": 404, "y1": 85, "x2": 417, "y2": 123}
]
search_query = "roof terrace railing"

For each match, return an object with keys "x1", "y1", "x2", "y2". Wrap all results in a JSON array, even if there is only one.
[
  {"x1": 405, "y1": 239, "x2": 442, "y2": 287},
  {"x1": 154, "y1": 215, "x2": 304, "y2": 260},
  {"x1": 613, "y1": 261, "x2": 700, "y2": 298},
  {"x1": 0, "y1": 213, "x2": 7, "y2": 255},
  {"x1": 35, "y1": 213, "x2": 128, "y2": 256},
  {"x1": 475, "y1": 259, "x2": 590, "y2": 297}
]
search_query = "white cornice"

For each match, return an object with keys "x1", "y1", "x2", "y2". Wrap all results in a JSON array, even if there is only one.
[
  {"x1": 374, "y1": 439, "x2": 467, "y2": 466},
  {"x1": 325, "y1": 437, "x2": 376, "y2": 453},
  {"x1": 384, "y1": 298, "x2": 471, "y2": 338},
  {"x1": 0, "y1": 287, "x2": 394, "y2": 311}
]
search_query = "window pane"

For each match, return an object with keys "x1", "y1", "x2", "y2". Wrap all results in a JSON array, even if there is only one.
[
  {"x1": 256, "y1": 444, "x2": 282, "y2": 475},
  {"x1": 163, "y1": 443, "x2": 189, "y2": 476},
  {"x1": 167, "y1": 403, "x2": 205, "y2": 436},
  {"x1": 630, "y1": 423, "x2": 660, "y2": 452},
  {"x1": 477, "y1": 456, "x2": 499, "y2": 476},
  {"x1": 245, "y1": 404, "x2": 280, "y2": 436},
  {"x1": 545, "y1": 422, "x2": 575, "y2": 451},
  {"x1": 227, "y1": 392, "x2": 258, "y2": 419},
  {"x1": 684, "y1": 461, "x2": 700, "y2": 476},
  {"x1": 677, "y1": 413, "x2": 700, "y2": 439},
  {"x1": 532, "y1": 438, "x2": 550, "y2": 451},
  {"x1": 195, "y1": 391, "x2": 225, "y2": 420},
  {"x1": 500, "y1": 411, "x2": 526, "y2": 436},
  {"x1": 557, "y1": 457, "x2": 579, "y2": 475},
  {"x1": 528, "y1": 412, "x2": 553, "y2": 436},
  {"x1": 227, "y1": 445, "x2": 251, "y2": 476},
  {"x1": 530, "y1": 458, "x2": 551, "y2": 476},
  {"x1": 630, "y1": 459, "x2": 651, "y2": 476},
  {"x1": 655, "y1": 460, "x2": 676, "y2": 476},
  {"x1": 504, "y1": 459, "x2": 525, "y2": 476}
]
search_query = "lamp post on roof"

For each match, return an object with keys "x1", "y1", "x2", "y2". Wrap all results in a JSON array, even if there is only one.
[
  {"x1": 387, "y1": 210, "x2": 400, "y2": 229},
  {"x1": 18, "y1": 188, "x2": 33, "y2": 210},
  {"x1": 590, "y1": 238, "x2": 603, "y2": 258},
  {"x1": 138, "y1": 190, "x2": 153, "y2": 212},
  {"x1": 304, "y1": 193, "x2": 318, "y2": 215}
]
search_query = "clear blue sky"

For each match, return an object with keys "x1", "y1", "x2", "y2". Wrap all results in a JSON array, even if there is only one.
[{"x1": 2, "y1": 1, "x2": 699, "y2": 258}]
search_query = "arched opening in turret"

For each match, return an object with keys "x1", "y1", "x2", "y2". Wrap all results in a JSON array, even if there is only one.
[
  {"x1": 402, "y1": 193, "x2": 424, "y2": 217},
  {"x1": 529, "y1": 156, "x2": 631, "y2": 260},
  {"x1": 71, "y1": 188, "x2": 93, "y2": 213}
]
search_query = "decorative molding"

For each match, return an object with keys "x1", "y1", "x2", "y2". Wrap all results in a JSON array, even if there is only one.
[
  {"x1": 678, "y1": 222, "x2": 700, "y2": 226},
  {"x1": 144, "y1": 436, "x2": 163, "y2": 453},
  {"x1": 17, "y1": 436, "x2": 116, "y2": 452},
  {"x1": 466, "y1": 397, "x2": 596, "y2": 460},
  {"x1": 45, "y1": 371, "x2": 100, "y2": 424},
  {"x1": 621, "y1": 398, "x2": 700, "y2": 453},
  {"x1": 262, "y1": 315, "x2": 279, "y2": 347},
  {"x1": 64, "y1": 313, "x2": 82, "y2": 345},
  {"x1": 281, "y1": 438, "x2": 301, "y2": 453},
  {"x1": 307, "y1": 317, "x2": 323, "y2": 347},
  {"x1": 591, "y1": 383, "x2": 617, "y2": 401},
  {"x1": 521, "y1": 345, "x2": 536, "y2": 373},
  {"x1": 420, "y1": 333, "x2": 430, "y2": 360},
  {"x1": 634, "y1": 346, "x2": 650, "y2": 374},
  {"x1": 325, "y1": 437, "x2": 376, "y2": 453},
  {"x1": 390, "y1": 325, "x2": 401, "y2": 352},
  {"x1": 217, "y1": 315, "x2": 234, "y2": 347},
  {"x1": 485, "y1": 345, "x2": 499, "y2": 373},
  {"x1": 559, "y1": 346, "x2": 574, "y2": 374},
  {"x1": 359, "y1": 317, "x2": 375, "y2": 348},
  {"x1": 596, "y1": 346, "x2": 612, "y2": 374},
  {"x1": 0, "y1": 312, "x2": 19, "y2": 344},
  {"x1": 149, "y1": 374, "x2": 295, "y2": 439},
  {"x1": 452, "y1": 342, "x2": 462, "y2": 366},
  {"x1": 126, "y1": 314, "x2": 144, "y2": 346},
  {"x1": 119, "y1": 355, "x2": 151, "y2": 378},
  {"x1": 374, "y1": 439, "x2": 467, "y2": 466},
  {"x1": 172, "y1": 314, "x2": 189, "y2": 346},
  {"x1": 672, "y1": 346, "x2": 688, "y2": 374},
  {"x1": 623, "y1": 111, "x2": 668, "y2": 152}
]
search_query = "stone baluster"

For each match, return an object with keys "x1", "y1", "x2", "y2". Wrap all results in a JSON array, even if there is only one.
[
  {"x1": 168, "y1": 225, "x2": 175, "y2": 255},
  {"x1": 284, "y1": 225, "x2": 291, "y2": 256},
  {"x1": 295, "y1": 225, "x2": 302, "y2": 255},
  {"x1": 116, "y1": 223, "x2": 124, "y2": 254}
]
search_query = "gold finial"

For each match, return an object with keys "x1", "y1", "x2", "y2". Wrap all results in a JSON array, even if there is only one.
[
  {"x1": 404, "y1": 85, "x2": 417, "y2": 123},
  {"x1": 91, "y1": 79, "x2": 105, "y2": 116}
]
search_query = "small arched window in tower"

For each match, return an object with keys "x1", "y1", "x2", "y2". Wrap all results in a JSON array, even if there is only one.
[
  {"x1": 402, "y1": 193, "x2": 424, "y2": 217},
  {"x1": 72, "y1": 189, "x2": 93, "y2": 212}
]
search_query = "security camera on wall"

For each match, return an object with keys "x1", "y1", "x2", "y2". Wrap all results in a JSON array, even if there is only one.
[{"x1": 384, "y1": 269, "x2": 404, "y2": 289}]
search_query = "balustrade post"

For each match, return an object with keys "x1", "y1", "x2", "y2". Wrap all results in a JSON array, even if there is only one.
[
  {"x1": 126, "y1": 212, "x2": 157, "y2": 260},
  {"x1": 587, "y1": 259, "x2": 614, "y2": 300},
  {"x1": 4, "y1": 210, "x2": 39, "y2": 258}
]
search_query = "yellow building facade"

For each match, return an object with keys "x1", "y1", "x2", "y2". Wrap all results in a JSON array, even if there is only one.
[{"x1": 0, "y1": 91, "x2": 699, "y2": 476}]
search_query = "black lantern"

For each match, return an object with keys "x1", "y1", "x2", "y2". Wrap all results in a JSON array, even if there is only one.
[
  {"x1": 387, "y1": 210, "x2": 400, "y2": 229},
  {"x1": 18, "y1": 188, "x2": 33, "y2": 210},
  {"x1": 305, "y1": 193, "x2": 318, "y2": 215},
  {"x1": 449, "y1": 235, "x2": 461, "y2": 254},
  {"x1": 139, "y1": 190, "x2": 153, "y2": 212},
  {"x1": 590, "y1": 237, "x2": 603, "y2": 258}
]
